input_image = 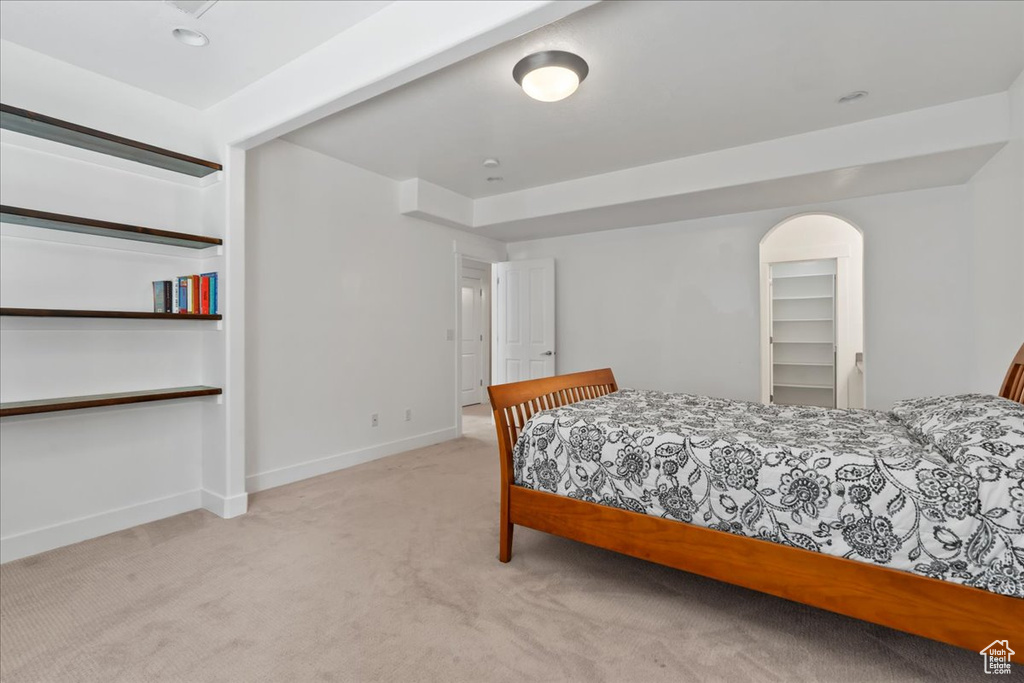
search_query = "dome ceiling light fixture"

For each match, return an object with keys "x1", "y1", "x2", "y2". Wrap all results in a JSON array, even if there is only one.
[{"x1": 513, "y1": 50, "x2": 589, "y2": 102}]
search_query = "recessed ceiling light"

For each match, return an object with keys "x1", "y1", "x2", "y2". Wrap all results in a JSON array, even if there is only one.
[
  {"x1": 172, "y1": 27, "x2": 209, "y2": 47},
  {"x1": 486, "y1": 177, "x2": 504, "y2": 182},
  {"x1": 513, "y1": 51, "x2": 588, "y2": 102},
  {"x1": 837, "y1": 90, "x2": 868, "y2": 104},
  {"x1": 483, "y1": 158, "x2": 500, "y2": 168}
]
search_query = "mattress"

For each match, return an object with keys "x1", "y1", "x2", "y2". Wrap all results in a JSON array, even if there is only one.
[{"x1": 512, "y1": 389, "x2": 1024, "y2": 597}]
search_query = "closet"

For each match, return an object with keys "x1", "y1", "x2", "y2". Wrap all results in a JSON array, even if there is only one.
[
  {"x1": 759, "y1": 214, "x2": 864, "y2": 409},
  {"x1": 769, "y1": 259, "x2": 836, "y2": 407}
]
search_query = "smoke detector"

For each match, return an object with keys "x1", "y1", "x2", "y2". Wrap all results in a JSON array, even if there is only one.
[{"x1": 173, "y1": 27, "x2": 209, "y2": 46}]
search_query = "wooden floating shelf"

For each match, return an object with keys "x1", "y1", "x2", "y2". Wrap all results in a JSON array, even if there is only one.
[
  {"x1": 0, "y1": 307, "x2": 221, "y2": 320},
  {"x1": 1, "y1": 103, "x2": 222, "y2": 178},
  {"x1": 0, "y1": 205, "x2": 221, "y2": 249},
  {"x1": 0, "y1": 386, "x2": 222, "y2": 417}
]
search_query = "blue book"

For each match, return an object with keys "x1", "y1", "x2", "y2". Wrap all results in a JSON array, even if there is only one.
[
  {"x1": 201, "y1": 272, "x2": 218, "y2": 314},
  {"x1": 152, "y1": 281, "x2": 166, "y2": 313},
  {"x1": 178, "y1": 276, "x2": 189, "y2": 314}
]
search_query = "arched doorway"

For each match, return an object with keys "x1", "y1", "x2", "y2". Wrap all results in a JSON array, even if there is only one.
[{"x1": 759, "y1": 214, "x2": 864, "y2": 408}]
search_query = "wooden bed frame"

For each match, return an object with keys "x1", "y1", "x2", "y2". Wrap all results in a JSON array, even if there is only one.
[{"x1": 488, "y1": 353, "x2": 1024, "y2": 652}]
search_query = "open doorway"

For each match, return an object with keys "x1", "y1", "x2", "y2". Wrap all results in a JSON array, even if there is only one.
[
  {"x1": 454, "y1": 255, "x2": 557, "y2": 436},
  {"x1": 459, "y1": 259, "x2": 491, "y2": 408},
  {"x1": 759, "y1": 213, "x2": 865, "y2": 409}
]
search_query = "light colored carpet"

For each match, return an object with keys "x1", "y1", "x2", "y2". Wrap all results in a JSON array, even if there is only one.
[{"x1": 0, "y1": 405, "x2": 1003, "y2": 682}]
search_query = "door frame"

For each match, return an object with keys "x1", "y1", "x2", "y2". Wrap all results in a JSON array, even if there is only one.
[
  {"x1": 460, "y1": 262, "x2": 490, "y2": 407},
  {"x1": 759, "y1": 213, "x2": 865, "y2": 409},
  {"x1": 453, "y1": 249, "x2": 499, "y2": 438}
]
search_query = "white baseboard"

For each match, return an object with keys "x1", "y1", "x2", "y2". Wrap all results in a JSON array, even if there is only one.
[
  {"x1": 0, "y1": 489, "x2": 201, "y2": 564},
  {"x1": 246, "y1": 427, "x2": 458, "y2": 493},
  {"x1": 201, "y1": 489, "x2": 248, "y2": 519}
]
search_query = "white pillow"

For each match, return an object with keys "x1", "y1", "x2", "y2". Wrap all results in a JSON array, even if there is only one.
[{"x1": 891, "y1": 394, "x2": 1024, "y2": 461}]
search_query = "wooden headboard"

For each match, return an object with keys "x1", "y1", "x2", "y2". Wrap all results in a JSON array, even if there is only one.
[
  {"x1": 487, "y1": 368, "x2": 618, "y2": 482},
  {"x1": 1001, "y1": 342, "x2": 1024, "y2": 404}
]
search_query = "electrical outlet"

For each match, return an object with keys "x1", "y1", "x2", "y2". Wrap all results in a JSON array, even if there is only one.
[
  {"x1": 371, "y1": 413, "x2": 379, "y2": 427},
  {"x1": 405, "y1": 409, "x2": 412, "y2": 422}
]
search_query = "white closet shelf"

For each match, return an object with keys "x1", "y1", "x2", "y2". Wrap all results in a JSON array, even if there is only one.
[
  {"x1": 771, "y1": 273, "x2": 835, "y2": 280},
  {"x1": 773, "y1": 383, "x2": 833, "y2": 390},
  {"x1": 773, "y1": 318, "x2": 833, "y2": 322},
  {"x1": 772, "y1": 361, "x2": 833, "y2": 366},
  {"x1": 772, "y1": 295, "x2": 834, "y2": 301},
  {"x1": 773, "y1": 340, "x2": 833, "y2": 345}
]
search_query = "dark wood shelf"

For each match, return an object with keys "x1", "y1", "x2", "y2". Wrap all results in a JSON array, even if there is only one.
[
  {"x1": 1, "y1": 103, "x2": 222, "y2": 178},
  {"x1": 0, "y1": 386, "x2": 222, "y2": 417},
  {"x1": 0, "y1": 205, "x2": 222, "y2": 249},
  {"x1": 1, "y1": 307, "x2": 221, "y2": 320}
]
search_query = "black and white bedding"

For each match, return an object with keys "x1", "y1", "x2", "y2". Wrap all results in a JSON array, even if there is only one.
[{"x1": 512, "y1": 390, "x2": 1024, "y2": 597}]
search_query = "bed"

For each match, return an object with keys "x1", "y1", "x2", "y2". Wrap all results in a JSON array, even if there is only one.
[{"x1": 487, "y1": 343, "x2": 1024, "y2": 651}]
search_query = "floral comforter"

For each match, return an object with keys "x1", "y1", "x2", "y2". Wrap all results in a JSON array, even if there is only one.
[{"x1": 512, "y1": 389, "x2": 1024, "y2": 597}]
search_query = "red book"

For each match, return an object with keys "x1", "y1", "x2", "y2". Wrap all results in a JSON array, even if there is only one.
[
  {"x1": 200, "y1": 276, "x2": 210, "y2": 315},
  {"x1": 192, "y1": 274, "x2": 200, "y2": 314}
]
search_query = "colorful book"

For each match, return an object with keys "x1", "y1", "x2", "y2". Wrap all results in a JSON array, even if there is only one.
[
  {"x1": 200, "y1": 275, "x2": 210, "y2": 315},
  {"x1": 201, "y1": 272, "x2": 218, "y2": 314},
  {"x1": 161, "y1": 274, "x2": 220, "y2": 315},
  {"x1": 178, "y1": 277, "x2": 189, "y2": 314}
]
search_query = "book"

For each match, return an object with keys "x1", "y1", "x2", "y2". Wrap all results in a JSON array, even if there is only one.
[
  {"x1": 201, "y1": 272, "x2": 218, "y2": 314},
  {"x1": 161, "y1": 273, "x2": 220, "y2": 316},
  {"x1": 200, "y1": 275, "x2": 210, "y2": 315},
  {"x1": 178, "y1": 276, "x2": 189, "y2": 314},
  {"x1": 152, "y1": 281, "x2": 166, "y2": 313}
]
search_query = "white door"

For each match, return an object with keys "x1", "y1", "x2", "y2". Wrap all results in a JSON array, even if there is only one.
[
  {"x1": 494, "y1": 258, "x2": 556, "y2": 384},
  {"x1": 460, "y1": 274, "x2": 484, "y2": 406}
]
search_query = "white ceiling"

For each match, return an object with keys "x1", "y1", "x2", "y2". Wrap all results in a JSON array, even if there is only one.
[
  {"x1": 0, "y1": 0, "x2": 391, "y2": 109},
  {"x1": 284, "y1": 0, "x2": 1024, "y2": 199}
]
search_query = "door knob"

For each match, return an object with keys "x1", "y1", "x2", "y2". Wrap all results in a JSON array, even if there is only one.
[{"x1": 541, "y1": 351, "x2": 554, "y2": 356}]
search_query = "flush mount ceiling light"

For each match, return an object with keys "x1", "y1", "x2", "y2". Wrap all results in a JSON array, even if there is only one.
[
  {"x1": 172, "y1": 27, "x2": 209, "y2": 47},
  {"x1": 482, "y1": 158, "x2": 500, "y2": 168},
  {"x1": 513, "y1": 51, "x2": 588, "y2": 102},
  {"x1": 837, "y1": 90, "x2": 868, "y2": 104}
]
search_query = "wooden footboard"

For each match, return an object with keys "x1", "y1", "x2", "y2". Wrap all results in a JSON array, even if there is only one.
[{"x1": 487, "y1": 369, "x2": 1024, "y2": 652}]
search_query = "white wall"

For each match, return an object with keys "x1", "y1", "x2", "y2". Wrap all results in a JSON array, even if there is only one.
[
  {"x1": 244, "y1": 140, "x2": 504, "y2": 491},
  {"x1": 969, "y1": 70, "x2": 1024, "y2": 390},
  {"x1": 0, "y1": 2, "x2": 581, "y2": 560},
  {"x1": 507, "y1": 184, "x2": 985, "y2": 410},
  {"x1": 0, "y1": 44, "x2": 223, "y2": 562}
]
